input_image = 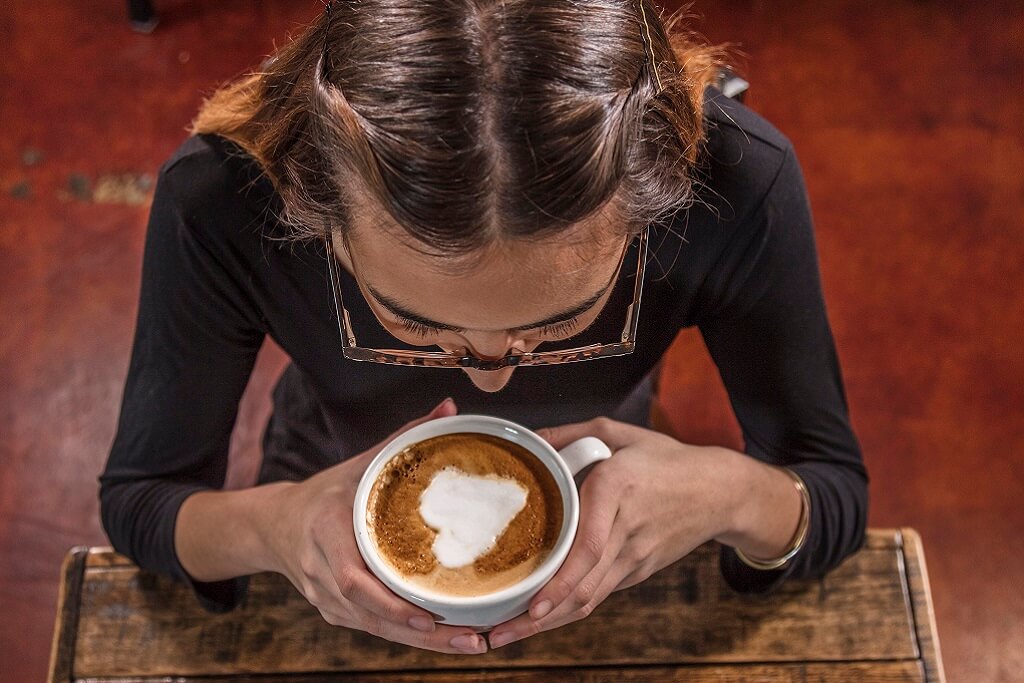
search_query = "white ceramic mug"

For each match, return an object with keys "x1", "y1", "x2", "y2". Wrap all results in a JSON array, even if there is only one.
[{"x1": 353, "y1": 414, "x2": 612, "y2": 629}]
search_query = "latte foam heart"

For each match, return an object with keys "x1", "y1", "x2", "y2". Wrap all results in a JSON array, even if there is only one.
[{"x1": 419, "y1": 467, "x2": 528, "y2": 568}]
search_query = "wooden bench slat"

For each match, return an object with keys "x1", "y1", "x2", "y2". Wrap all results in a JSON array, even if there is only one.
[
  {"x1": 67, "y1": 661, "x2": 926, "y2": 682},
  {"x1": 899, "y1": 529, "x2": 947, "y2": 683},
  {"x1": 78, "y1": 527, "x2": 903, "y2": 571},
  {"x1": 70, "y1": 531, "x2": 919, "y2": 679},
  {"x1": 47, "y1": 546, "x2": 88, "y2": 683}
]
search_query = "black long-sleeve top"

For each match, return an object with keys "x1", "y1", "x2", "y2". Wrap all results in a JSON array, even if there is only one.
[{"x1": 99, "y1": 88, "x2": 868, "y2": 611}]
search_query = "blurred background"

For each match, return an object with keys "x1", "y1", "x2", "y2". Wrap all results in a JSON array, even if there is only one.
[{"x1": 1, "y1": 1, "x2": 1021, "y2": 681}]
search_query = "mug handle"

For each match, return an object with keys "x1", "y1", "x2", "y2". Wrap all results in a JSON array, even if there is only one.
[{"x1": 558, "y1": 437, "x2": 613, "y2": 476}]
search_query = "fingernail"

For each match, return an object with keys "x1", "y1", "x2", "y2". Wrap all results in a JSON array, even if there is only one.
[
  {"x1": 530, "y1": 599, "x2": 553, "y2": 620},
  {"x1": 489, "y1": 631, "x2": 517, "y2": 649},
  {"x1": 408, "y1": 615, "x2": 435, "y2": 632},
  {"x1": 435, "y1": 397, "x2": 454, "y2": 413},
  {"x1": 450, "y1": 633, "x2": 485, "y2": 654}
]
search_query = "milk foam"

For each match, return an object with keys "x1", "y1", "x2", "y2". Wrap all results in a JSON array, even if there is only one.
[{"x1": 419, "y1": 467, "x2": 528, "y2": 568}]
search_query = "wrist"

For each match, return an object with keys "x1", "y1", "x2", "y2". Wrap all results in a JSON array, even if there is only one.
[
  {"x1": 733, "y1": 467, "x2": 810, "y2": 569},
  {"x1": 175, "y1": 481, "x2": 297, "y2": 582},
  {"x1": 711, "y1": 452, "x2": 806, "y2": 562},
  {"x1": 248, "y1": 481, "x2": 301, "y2": 576},
  {"x1": 707, "y1": 447, "x2": 760, "y2": 545}
]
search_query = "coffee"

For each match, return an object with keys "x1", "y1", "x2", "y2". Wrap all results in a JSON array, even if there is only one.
[{"x1": 367, "y1": 433, "x2": 563, "y2": 597}]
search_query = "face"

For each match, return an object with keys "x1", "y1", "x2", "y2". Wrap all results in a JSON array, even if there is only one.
[{"x1": 334, "y1": 206, "x2": 628, "y2": 393}]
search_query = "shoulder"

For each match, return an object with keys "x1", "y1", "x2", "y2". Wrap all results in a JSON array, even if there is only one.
[
  {"x1": 645, "y1": 89, "x2": 809, "y2": 325},
  {"x1": 161, "y1": 133, "x2": 269, "y2": 194},
  {"x1": 695, "y1": 87, "x2": 796, "y2": 224},
  {"x1": 703, "y1": 87, "x2": 792, "y2": 157},
  {"x1": 157, "y1": 133, "x2": 282, "y2": 240}
]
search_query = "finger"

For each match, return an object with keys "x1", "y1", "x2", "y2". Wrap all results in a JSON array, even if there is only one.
[
  {"x1": 536, "y1": 416, "x2": 644, "y2": 451},
  {"x1": 315, "y1": 536, "x2": 487, "y2": 654},
  {"x1": 486, "y1": 605, "x2": 542, "y2": 648},
  {"x1": 489, "y1": 521, "x2": 627, "y2": 648},
  {"x1": 615, "y1": 558, "x2": 657, "y2": 593},
  {"x1": 525, "y1": 476, "x2": 619, "y2": 619},
  {"x1": 615, "y1": 568, "x2": 647, "y2": 593},
  {"x1": 535, "y1": 523, "x2": 626, "y2": 625},
  {"x1": 320, "y1": 531, "x2": 439, "y2": 632},
  {"x1": 538, "y1": 557, "x2": 631, "y2": 632},
  {"x1": 324, "y1": 553, "x2": 441, "y2": 633},
  {"x1": 386, "y1": 622, "x2": 489, "y2": 656},
  {"x1": 329, "y1": 597, "x2": 488, "y2": 655}
]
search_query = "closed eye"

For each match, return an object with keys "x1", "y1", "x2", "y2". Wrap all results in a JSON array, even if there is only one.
[
  {"x1": 397, "y1": 317, "x2": 443, "y2": 337},
  {"x1": 537, "y1": 317, "x2": 581, "y2": 337},
  {"x1": 397, "y1": 315, "x2": 583, "y2": 339}
]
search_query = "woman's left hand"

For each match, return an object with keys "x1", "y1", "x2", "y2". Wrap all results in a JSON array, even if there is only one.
[{"x1": 487, "y1": 417, "x2": 742, "y2": 649}]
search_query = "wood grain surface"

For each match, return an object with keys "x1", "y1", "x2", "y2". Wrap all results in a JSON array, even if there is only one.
[
  {"x1": 52, "y1": 529, "x2": 940, "y2": 681},
  {"x1": 61, "y1": 661, "x2": 926, "y2": 682},
  {"x1": 46, "y1": 546, "x2": 87, "y2": 683},
  {"x1": 899, "y1": 529, "x2": 947, "y2": 683}
]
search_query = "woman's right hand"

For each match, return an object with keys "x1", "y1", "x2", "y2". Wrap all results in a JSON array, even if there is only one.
[{"x1": 260, "y1": 398, "x2": 488, "y2": 655}]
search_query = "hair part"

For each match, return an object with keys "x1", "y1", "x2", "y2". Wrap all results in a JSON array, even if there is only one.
[{"x1": 189, "y1": 0, "x2": 726, "y2": 257}]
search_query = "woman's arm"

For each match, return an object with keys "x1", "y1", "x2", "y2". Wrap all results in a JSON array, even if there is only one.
[
  {"x1": 486, "y1": 142, "x2": 866, "y2": 648},
  {"x1": 712, "y1": 450, "x2": 806, "y2": 562},
  {"x1": 696, "y1": 144, "x2": 868, "y2": 593},
  {"x1": 99, "y1": 150, "x2": 267, "y2": 609},
  {"x1": 485, "y1": 421, "x2": 810, "y2": 649},
  {"x1": 174, "y1": 484, "x2": 293, "y2": 581},
  {"x1": 99, "y1": 152, "x2": 491, "y2": 654}
]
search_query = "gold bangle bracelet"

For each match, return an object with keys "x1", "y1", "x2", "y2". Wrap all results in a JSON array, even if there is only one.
[{"x1": 734, "y1": 467, "x2": 811, "y2": 571}]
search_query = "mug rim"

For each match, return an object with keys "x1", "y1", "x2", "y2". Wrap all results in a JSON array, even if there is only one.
[{"x1": 352, "y1": 414, "x2": 580, "y2": 608}]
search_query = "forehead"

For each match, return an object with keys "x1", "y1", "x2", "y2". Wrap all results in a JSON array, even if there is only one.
[{"x1": 340, "y1": 208, "x2": 628, "y2": 331}]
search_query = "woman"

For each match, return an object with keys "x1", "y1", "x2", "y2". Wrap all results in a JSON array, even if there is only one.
[{"x1": 100, "y1": 0, "x2": 867, "y2": 656}]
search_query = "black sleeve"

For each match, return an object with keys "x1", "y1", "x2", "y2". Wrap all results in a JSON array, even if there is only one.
[
  {"x1": 98, "y1": 152, "x2": 265, "y2": 611},
  {"x1": 695, "y1": 146, "x2": 869, "y2": 594}
]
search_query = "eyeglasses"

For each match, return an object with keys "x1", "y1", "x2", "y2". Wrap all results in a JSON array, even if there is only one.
[{"x1": 324, "y1": 228, "x2": 648, "y2": 370}]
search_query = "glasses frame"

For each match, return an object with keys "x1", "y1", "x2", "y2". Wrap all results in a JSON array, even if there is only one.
[{"x1": 324, "y1": 228, "x2": 648, "y2": 371}]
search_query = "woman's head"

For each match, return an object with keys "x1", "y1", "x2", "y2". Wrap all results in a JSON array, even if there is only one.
[{"x1": 191, "y1": 0, "x2": 721, "y2": 390}]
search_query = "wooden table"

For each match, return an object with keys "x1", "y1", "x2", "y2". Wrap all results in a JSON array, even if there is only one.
[{"x1": 48, "y1": 528, "x2": 944, "y2": 682}]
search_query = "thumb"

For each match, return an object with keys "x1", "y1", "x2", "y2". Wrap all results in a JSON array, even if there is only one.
[
  {"x1": 426, "y1": 396, "x2": 458, "y2": 420},
  {"x1": 538, "y1": 417, "x2": 636, "y2": 451},
  {"x1": 535, "y1": 421, "x2": 591, "y2": 451}
]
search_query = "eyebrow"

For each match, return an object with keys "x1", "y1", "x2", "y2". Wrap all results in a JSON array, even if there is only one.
[{"x1": 367, "y1": 282, "x2": 614, "y2": 333}]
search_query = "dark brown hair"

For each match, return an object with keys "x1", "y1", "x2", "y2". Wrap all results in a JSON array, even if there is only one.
[{"x1": 190, "y1": 1, "x2": 722, "y2": 256}]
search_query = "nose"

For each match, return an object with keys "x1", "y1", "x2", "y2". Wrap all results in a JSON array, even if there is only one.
[{"x1": 456, "y1": 330, "x2": 521, "y2": 361}]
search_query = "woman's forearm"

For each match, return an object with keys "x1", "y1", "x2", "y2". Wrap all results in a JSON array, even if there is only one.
[
  {"x1": 174, "y1": 481, "x2": 296, "y2": 582},
  {"x1": 712, "y1": 448, "x2": 805, "y2": 561}
]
